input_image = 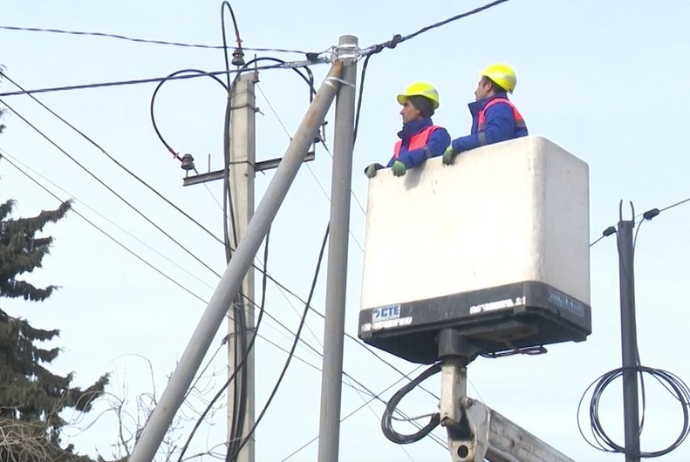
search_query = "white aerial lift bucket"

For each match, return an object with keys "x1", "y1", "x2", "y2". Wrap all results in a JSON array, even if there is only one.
[{"x1": 359, "y1": 136, "x2": 591, "y2": 364}]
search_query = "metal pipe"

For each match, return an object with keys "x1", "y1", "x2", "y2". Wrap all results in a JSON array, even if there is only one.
[{"x1": 316, "y1": 34, "x2": 358, "y2": 462}]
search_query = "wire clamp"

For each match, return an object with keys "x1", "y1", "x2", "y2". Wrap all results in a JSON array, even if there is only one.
[{"x1": 325, "y1": 76, "x2": 355, "y2": 89}]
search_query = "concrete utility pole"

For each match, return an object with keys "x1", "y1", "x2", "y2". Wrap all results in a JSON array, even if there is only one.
[
  {"x1": 617, "y1": 218, "x2": 641, "y2": 462},
  {"x1": 128, "y1": 59, "x2": 343, "y2": 462},
  {"x1": 317, "y1": 34, "x2": 358, "y2": 462},
  {"x1": 227, "y1": 72, "x2": 257, "y2": 462}
]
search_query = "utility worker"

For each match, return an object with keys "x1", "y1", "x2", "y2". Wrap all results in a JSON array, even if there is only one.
[
  {"x1": 365, "y1": 82, "x2": 450, "y2": 178},
  {"x1": 443, "y1": 64, "x2": 528, "y2": 165}
]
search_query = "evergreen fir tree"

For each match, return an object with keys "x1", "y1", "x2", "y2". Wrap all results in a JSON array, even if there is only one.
[{"x1": 0, "y1": 198, "x2": 110, "y2": 462}]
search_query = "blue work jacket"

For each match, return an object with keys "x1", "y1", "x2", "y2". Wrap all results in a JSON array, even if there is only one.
[
  {"x1": 386, "y1": 118, "x2": 450, "y2": 169},
  {"x1": 450, "y1": 93, "x2": 528, "y2": 153}
]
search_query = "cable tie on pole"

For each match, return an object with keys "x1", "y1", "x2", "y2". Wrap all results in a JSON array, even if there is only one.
[{"x1": 325, "y1": 76, "x2": 355, "y2": 88}]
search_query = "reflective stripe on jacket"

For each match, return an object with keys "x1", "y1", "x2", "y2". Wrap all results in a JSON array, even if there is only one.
[
  {"x1": 394, "y1": 125, "x2": 441, "y2": 158},
  {"x1": 385, "y1": 118, "x2": 450, "y2": 169},
  {"x1": 450, "y1": 93, "x2": 528, "y2": 154}
]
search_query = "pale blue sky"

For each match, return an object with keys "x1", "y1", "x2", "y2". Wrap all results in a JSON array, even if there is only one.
[{"x1": 2, "y1": 1, "x2": 690, "y2": 461}]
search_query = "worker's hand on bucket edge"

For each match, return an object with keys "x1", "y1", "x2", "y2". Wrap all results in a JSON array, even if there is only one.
[
  {"x1": 443, "y1": 146, "x2": 459, "y2": 165},
  {"x1": 365, "y1": 163, "x2": 383, "y2": 178},
  {"x1": 392, "y1": 160, "x2": 407, "y2": 177}
]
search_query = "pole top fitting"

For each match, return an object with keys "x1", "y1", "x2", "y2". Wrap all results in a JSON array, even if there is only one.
[{"x1": 336, "y1": 35, "x2": 359, "y2": 64}]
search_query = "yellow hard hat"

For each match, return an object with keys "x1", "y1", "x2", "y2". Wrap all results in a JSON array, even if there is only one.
[
  {"x1": 478, "y1": 63, "x2": 517, "y2": 93},
  {"x1": 396, "y1": 82, "x2": 440, "y2": 109}
]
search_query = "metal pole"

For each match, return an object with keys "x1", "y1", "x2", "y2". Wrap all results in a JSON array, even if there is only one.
[
  {"x1": 317, "y1": 35, "x2": 358, "y2": 462},
  {"x1": 128, "y1": 60, "x2": 343, "y2": 462},
  {"x1": 617, "y1": 219, "x2": 641, "y2": 462},
  {"x1": 227, "y1": 72, "x2": 257, "y2": 462}
]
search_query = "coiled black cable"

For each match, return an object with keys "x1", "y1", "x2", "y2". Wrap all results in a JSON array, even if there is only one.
[
  {"x1": 578, "y1": 365, "x2": 690, "y2": 458},
  {"x1": 381, "y1": 362, "x2": 442, "y2": 444}
]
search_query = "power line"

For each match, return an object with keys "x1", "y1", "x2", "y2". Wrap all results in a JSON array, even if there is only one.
[
  {"x1": 0, "y1": 151, "x2": 314, "y2": 349},
  {"x1": 0, "y1": 148, "x2": 216, "y2": 292},
  {"x1": 2, "y1": 124, "x2": 439, "y2": 454},
  {"x1": 0, "y1": 60, "x2": 326, "y2": 97},
  {"x1": 399, "y1": 0, "x2": 511, "y2": 43},
  {"x1": 658, "y1": 196, "x2": 690, "y2": 214},
  {"x1": 3, "y1": 119, "x2": 447, "y2": 462},
  {"x1": 225, "y1": 224, "x2": 329, "y2": 462},
  {"x1": 4, "y1": 146, "x2": 438, "y2": 456},
  {"x1": 359, "y1": 0, "x2": 512, "y2": 56},
  {"x1": 0, "y1": 72, "x2": 333, "y2": 337},
  {"x1": 590, "y1": 194, "x2": 690, "y2": 248},
  {"x1": 1, "y1": 73, "x2": 396, "y2": 386},
  {"x1": 2, "y1": 151, "x2": 379, "y2": 458},
  {"x1": 2, "y1": 72, "x2": 228, "y2": 247},
  {"x1": 3, "y1": 48, "x2": 455, "y2": 435},
  {"x1": 0, "y1": 149, "x2": 335, "y2": 370},
  {"x1": 0, "y1": 24, "x2": 315, "y2": 55},
  {"x1": 0, "y1": 152, "x2": 209, "y2": 305},
  {"x1": 253, "y1": 80, "x2": 366, "y2": 252},
  {"x1": 279, "y1": 365, "x2": 445, "y2": 462},
  {"x1": 0, "y1": 98, "x2": 224, "y2": 280}
]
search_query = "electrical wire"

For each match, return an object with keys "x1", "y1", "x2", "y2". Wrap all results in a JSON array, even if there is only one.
[
  {"x1": 577, "y1": 366, "x2": 690, "y2": 458},
  {"x1": 1, "y1": 69, "x2": 325, "y2": 322},
  {"x1": 4, "y1": 147, "x2": 441, "y2": 458},
  {"x1": 219, "y1": 57, "x2": 320, "y2": 449},
  {"x1": 578, "y1": 208, "x2": 690, "y2": 458},
  {"x1": 6, "y1": 29, "x2": 472, "y2": 452},
  {"x1": 220, "y1": 21, "x2": 254, "y2": 448},
  {"x1": 381, "y1": 362, "x2": 442, "y2": 444},
  {"x1": 225, "y1": 223, "x2": 329, "y2": 462},
  {"x1": 1, "y1": 123, "x2": 411, "y2": 416},
  {"x1": 280, "y1": 364, "x2": 448, "y2": 462},
  {"x1": 258, "y1": 325, "x2": 445, "y2": 454},
  {"x1": 352, "y1": 53, "x2": 372, "y2": 145},
  {"x1": 0, "y1": 150, "x2": 314, "y2": 345},
  {"x1": 149, "y1": 69, "x2": 229, "y2": 159},
  {"x1": 4, "y1": 66, "x2": 397, "y2": 400},
  {"x1": 176, "y1": 226, "x2": 271, "y2": 462},
  {"x1": 0, "y1": 152, "x2": 209, "y2": 304},
  {"x1": 253, "y1": 79, "x2": 366, "y2": 251},
  {"x1": 0, "y1": 25, "x2": 313, "y2": 54},
  {"x1": 590, "y1": 194, "x2": 690, "y2": 248},
  {"x1": 254, "y1": 269, "x2": 443, "y2": 402},
  {"x1": 0, "y1": 61, "x2": 323, "y2": 97},
  {"x1": 0, "y1": 72, "x2": 227, "y2": 247},
  {"x1": 221, "y1": 1, "x2": 244, "y2": 88},
  {"x1": 590, "y1": 225, "x2": 616, "y2": 247},
  {"x1": 256, "y1": 317, "x2": 447, "y2": 450},
  {"x1": 4, "y1": 148, "x2": 333, "y2": 371},
  {"x1": 359, "y1": 0, "x2": 511, "y2": 57},
  {"x1": 399, "y1": 0, "x2": 511, "y2": 43},
  {"x1": 0, "y1": 99, "x2": 224, "y2": 280},
  {"x1": 0, "y1": 148, "x2": 215, "y2": 292},
  {"x1": 3, "y1": 120, "x2": 448, "y2": 455}
]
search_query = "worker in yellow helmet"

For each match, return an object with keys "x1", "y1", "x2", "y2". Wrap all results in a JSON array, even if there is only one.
[
  {"x1": 365, "y1": 82, "x2": 450, "y2": 178},
  {"x1": 443, "y1": 64, "x2": 528, "y2": 165}
]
